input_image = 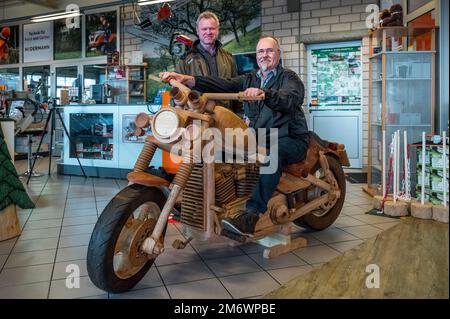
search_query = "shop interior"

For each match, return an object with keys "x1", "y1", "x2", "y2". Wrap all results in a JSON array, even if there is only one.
[{"x1": 0, "y1": 0, "x2": 448, "y2": 300}]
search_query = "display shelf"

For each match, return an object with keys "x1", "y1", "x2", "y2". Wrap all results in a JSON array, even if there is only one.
[
  {"x1": 366, "y1": 26, "x2": 436, "y2": 197},
  {"x1": 105, "y1": 63, "x2": 147, "y2": 104}
]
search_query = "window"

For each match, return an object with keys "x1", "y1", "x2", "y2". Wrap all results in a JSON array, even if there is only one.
[
  {"x1": 0, "y1": 68, "x2": 20, "y2": 91},
  {"x1": 56, "y1": 66, "x2": 79, "y2": 100},
  {"x1": 23, "y1": 65, "x2": 50, "y2": 102},
  {"x1": 84, "y1": 64, "x2": 106, "y2": 91}
]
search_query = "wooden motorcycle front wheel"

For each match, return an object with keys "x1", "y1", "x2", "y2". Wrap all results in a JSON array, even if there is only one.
[
  {"x1": 87, "y1": 184, "x2": 167, "y2": 293},
  {"x1": 294, "y1": 155, "x2": 346, "y2": 230}
]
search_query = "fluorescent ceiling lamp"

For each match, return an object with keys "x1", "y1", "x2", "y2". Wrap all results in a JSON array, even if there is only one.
[
  {"x1": 31, "y1": 10, "x2": 82, "y2": 22},
  {"x1": 138, "y1": 0, "x2": 174, "y2": 6}
]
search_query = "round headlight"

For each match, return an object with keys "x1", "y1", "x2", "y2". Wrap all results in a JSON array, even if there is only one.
[{"x1": 152, "y1": 109, "x2": 180, "y2": 140}]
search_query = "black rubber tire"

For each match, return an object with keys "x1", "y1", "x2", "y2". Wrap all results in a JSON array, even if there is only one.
[
  {"x1": 87, "y1": 184, "x2": 166, "y2": 293},
  {"x1": 294, "y1": 155, "x2": 346, "y2": 230}
]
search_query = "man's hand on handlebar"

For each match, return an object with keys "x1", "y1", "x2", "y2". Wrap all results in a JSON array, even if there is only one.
[
  {"x1": 243, "y1": 88, "x2": 265, "y2": 99},
  {"x1": 159, "y1": 72, "x2": 195, "y2": 88}
]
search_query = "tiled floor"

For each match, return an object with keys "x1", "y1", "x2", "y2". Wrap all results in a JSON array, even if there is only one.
[{"x1": 0, "y1": 159, "x2": 399, "y2": 299}]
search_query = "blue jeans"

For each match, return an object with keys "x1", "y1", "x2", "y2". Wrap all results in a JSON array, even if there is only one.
[{"x1": 245, "y1": 137, "x2": 308, "y2": 214}]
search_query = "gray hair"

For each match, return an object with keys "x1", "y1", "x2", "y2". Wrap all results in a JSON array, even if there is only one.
[
  {"x1": 196, "y1": 11, "x2": 220, "y2": 29},
  {"x1": 258, "y1": 35, "x2": 281, "y2": 49}
]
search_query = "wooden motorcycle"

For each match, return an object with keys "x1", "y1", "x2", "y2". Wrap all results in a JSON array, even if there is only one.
[{"x1": 87, "y1": 80, "x2": 350, "y2": 293}]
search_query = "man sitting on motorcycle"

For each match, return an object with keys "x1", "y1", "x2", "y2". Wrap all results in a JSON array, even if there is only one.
[{"x1": 160, "y1": 35, "x2": 309, "y2": 238}]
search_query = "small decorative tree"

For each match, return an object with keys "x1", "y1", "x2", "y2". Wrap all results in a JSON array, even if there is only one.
[{"x1": 0, "y1": 124, "x2": 35, "y2": 240}]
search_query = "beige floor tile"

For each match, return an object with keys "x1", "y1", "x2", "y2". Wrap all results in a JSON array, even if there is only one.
[
  {"x1": 219, "y1": 271, "x2": 280, "y2": 299},
  {"x1": 267, "y1": 265, "x2": 314, "y2": 284},
  {"x1": 52, "y1": 259, "x2": 88, "y2": 280},
  {"x1": 58, "y1": 234, "x2": 91, "y2": 248},
  {"x1": 155, "y1": 246, "x2": 200, "y2": 266},
  {"x1": 5, "y1": 249, "x2": 56, "y2": 268},
  {"x1": 65, "y1": 197, "x2": 95, "y2": 204},
  {"x1": 345, "y1": 196, "x2": 373, "y2": 206},
  {"x1": 64, "y1": 210, "x2": 98, "y2": 218},
  {"x1": 12, "y1": 237, "x2": 59, "y2": 253},
  {"x1": 163, "y1": 233, "x2": 187, "y2": 247},
  {"x1": 357, "y1": 204, "x2": 374, "y2": 211},
  {"x1": 60, "y1": 224, "x2": 95, "y2": 237},
  {"x1": 351, "y1": 213, "x2": 398, "y2": 225},
  {"x1": 56, "y1": 246, "x2": 88, "y2": 262},
  {"x1": 23, "y1": 218, "x2": 62, "y2": 230},
  {"x1": 310, "y1": 227, "x2": 359, "y2": 244},
  {"x1": 109, "y1": 286, "x2": 169, "y2": 299},
  {"x1": 292, "y1": 233, "x2": 324, "y2": 247},
  {"x1": 0, "y1": 255, "x2": 7, "y2": 269},
  {"x1": 167, "y1": 278, "x2": 232, "y2": 299},
  {"x1": 248, "y1": 252, "x2": 307, "y2": 270},
  {"x1": 340, "y1": 225, "x2": 384, "y2": 239},
  {"x1": 95, "y1": 201, "x2": 110, "y2": 212},
  {"x1": 65, "y1": 202, "x2": 96, "y2": 211},
  {"x1": 0, "y1": 238, "x2": 16, "y2": 254},
  {"x1": 206, "y1": 255, "x2": 261, "y2": 277},
  {"x1": 373, "y1": 221, "x2": 400, "y2": 231},
  {"x1": 165, "y1": 224, "x2": 182, "y2": 236},
  {"x1": 28, "y1": 211, "x2": 64, "y2": 221},
  {"x1": 340, "y1": 205, "x2": 371, "y2": 216},
  {"x1": 49, "y1": 276, "x2": 105, "y2": 299},
  {"x1": 62, "y1": 215, "x2": 98, "y2": 227},
  {"x1": 292, "y1": 245, "x2": 341, "y2": 264},
  {"x1": 333, "y1": 216, "x2": 367, "y2": 228},
  {"x1": 18, "y1": 227, "x2": 60, "y2": 241},
  {"x1": 237, "y1": 242, "x2": 266, "y2": 254},
  {"x1": 329, "y1": 239, "x2": 364, "y2": 253},
  {"x1": 133, "y1": 267, "x2": 163, "y2": 290},
  {"x1": 192, "y1": 241, "x2": 245, "y2": 260},
  {"x1": 0, "y1": 264, "x2": 53, "y2": 287},
  {"x1": 158, "y1": 261, "x2": 214, "y2": 285},
  {"x1": 0, "y1": 281, "x2": 50, "y2": 299}
]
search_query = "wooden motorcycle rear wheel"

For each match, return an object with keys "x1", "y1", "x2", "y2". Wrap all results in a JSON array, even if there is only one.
[
  {"x1": 294, "y1": 155, "x2": 346, "y2": 230},
  {"x1": 87, "y1": 184, "x2": 167, "y2": 293}
]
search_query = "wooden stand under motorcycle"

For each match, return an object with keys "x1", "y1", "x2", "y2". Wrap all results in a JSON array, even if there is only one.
[{"x1": 87, "y1": 79, "x2": 350, "y2": 293}]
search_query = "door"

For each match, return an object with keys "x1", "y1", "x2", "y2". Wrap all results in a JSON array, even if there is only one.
[{"x1": 307, "y1": 41, "x2": 363, "y2": 168}]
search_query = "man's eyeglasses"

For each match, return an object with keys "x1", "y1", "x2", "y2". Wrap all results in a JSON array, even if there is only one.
[{"x1": 256, "y1": 48, "x2": 278, "y2": 55}]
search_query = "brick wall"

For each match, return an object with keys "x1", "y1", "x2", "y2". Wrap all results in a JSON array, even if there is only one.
[
  {"x1": 120, "y1": 5, "x2": 142, "y2": 64},
  {"x1": 261, "y1": 0, "x2": 379, "y2": 168}
]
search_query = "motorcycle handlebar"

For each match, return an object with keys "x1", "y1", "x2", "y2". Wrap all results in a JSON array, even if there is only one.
[{"x1": 203, "y1": 92, "x2": 265, "y2": 101}]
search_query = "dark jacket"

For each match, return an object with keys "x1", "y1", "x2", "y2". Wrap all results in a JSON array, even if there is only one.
[
  {"x1": 193, "y1": 65, "x2": 309, "y2": 144},
  {"x1": 176, "y1": 40, "x2": 237, "y2": 79},
  {"x1": 176, "y1": 40, "x2": 239, "y2": 111}
]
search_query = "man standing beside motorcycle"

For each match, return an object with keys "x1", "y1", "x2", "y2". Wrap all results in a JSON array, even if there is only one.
[
  {"x1": 176, "y1": 11, "x2": 239, "y2": 112},
  {"x1": 161, "y1": 35, "x2": 309, "y2": 238}
]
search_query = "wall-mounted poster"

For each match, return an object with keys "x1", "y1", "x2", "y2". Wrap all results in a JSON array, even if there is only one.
[
  {"x1": 23, "y1": 22, "x2": 53, "y2": 63},
  {"x1": 86, "y1": 11, "x2": 117, "y2": 57},
  {"x1": 54, "y1": 18, "x2": 82, "y2": 60},
  {"x1": 0, "y1": 25, "x2": 20, "y2": 65},
  {"x1": 134, "y1": 0, "x2": 261, "y2": 101},
  {"x1": 310, "y1": 46, "x2": 361, "y2": 107}
]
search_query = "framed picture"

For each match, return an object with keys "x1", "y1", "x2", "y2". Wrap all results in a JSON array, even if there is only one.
[
  {"x1": 85, "y1": 11, "x2": 117, "y2": 57},
  {"x1": 0, "y1": 25, "x2": 19, "y2": 65},
  {"x1": 54, "y1": 18, "x2": 82, "y2": 60}
]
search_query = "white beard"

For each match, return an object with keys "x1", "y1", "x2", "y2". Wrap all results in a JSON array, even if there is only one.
[{"x1": 260, "y1": 63, "x2": 269, "y2": 72}]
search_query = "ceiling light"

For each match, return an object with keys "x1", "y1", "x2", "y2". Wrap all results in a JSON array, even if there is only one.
[
  {"x1": 31, "y1": 10, "x2": 82, "y2": 22},
  {"x1": 137, "y1": 0, "x2": 174, "y2": 6}
]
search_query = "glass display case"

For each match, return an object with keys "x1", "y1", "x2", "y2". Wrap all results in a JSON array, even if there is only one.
[
  {"x1": 61, "y1": 104, "x2": 162, "y2": 176},
  {"x1": 69, "y1": 113, "x2": 114, "y2": 160},
  {"x1": 365, "y1": 27, "x2": 436, "y2": 196}
]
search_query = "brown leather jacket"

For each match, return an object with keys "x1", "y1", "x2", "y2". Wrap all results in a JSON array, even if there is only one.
[{"x1": 176, "y1": 40, "x2": 240, "y2": 111}]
